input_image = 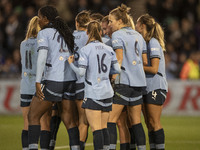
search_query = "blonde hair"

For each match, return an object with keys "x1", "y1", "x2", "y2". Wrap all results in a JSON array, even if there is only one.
[
  {"x1": 138, "y1": 14, "x2": 166, "y2": 51},
  {"x1": 86, "y1": 21, "x2": 102, "y2": 44},
  {"x1": 109, "y1": 4, "x2": 131, "y2": 25},
  {"x1": 25, "y1": 16, "x2": 40, "y2": 40},
  {"x1": 127, "y1": 14, "x2": 135, "y2": 30}
]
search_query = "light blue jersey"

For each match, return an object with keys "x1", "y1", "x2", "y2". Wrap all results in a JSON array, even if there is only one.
[
  {"x1": 73, "y1": 30, "x2": 88, "y2": 83},
  {"x1": 102, "y1": 36, "x2": 112, "y2": 47},
  {"x1": 37, "y1": 28, "x2": 76, "y2": 82},
  {"x1": 78, "y1": 40, "x2": 118, "y2": 100},
  {"x1": 111, "y1": 27, "x2": 146, "y2": 87},
  {"x1": 20, "y1": 38, "x2": 37, "y2": 95},
  {"x1": 145, "y1": 38, "x2": 168, "y2": 92}
]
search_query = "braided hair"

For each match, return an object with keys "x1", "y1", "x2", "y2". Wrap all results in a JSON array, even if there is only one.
[{"x1": 39, "y1": 6, "x2": 74, "y2": 53}]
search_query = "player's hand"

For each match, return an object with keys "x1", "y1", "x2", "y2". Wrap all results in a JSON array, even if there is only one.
[
  {"x1": 68, "y1": 55, "x2": 74, "y2": 64},
  {"x1": 36, "y1": 82, "x2": 44, "y2": 101}
]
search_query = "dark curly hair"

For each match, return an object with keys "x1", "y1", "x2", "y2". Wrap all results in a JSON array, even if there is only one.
[{"x1": 39, "y1": 6, "x2": 74, "y2": 53}]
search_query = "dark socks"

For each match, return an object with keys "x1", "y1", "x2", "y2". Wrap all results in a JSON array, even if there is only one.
[
  {"x1": 120, "y1": 143, "x2": 130, "y2": 150},
  {"x1": 149, "y1": 131, "x2": 156, "y2": 150},
  {"x1": 93, "y1": 129, "x2": 104, "y2": 150},
  {"x1": 154, "y1": 129, "x2": 165, "y2": 150},
  {"x1": 107, "y1": 122, "x2": 117, "y2": 150},
  {"x1": 80, "y1": 141, "x2": 85, "y2": 150},
  {"x1": 28, "y1": 125, "x2": 40, "y2": 150},
  {"x1": 67, "y1": 127, "x2": 80, "y2": 150},
  {"x1": 21, "y1": 130, "x2": 28, "y2": 150},
  {"x1": 102, "y1": 128, "x2": 110, "y2": 150},
  {"x1": 40, "y1": 130, "x2": 51, "y2": 150},
  {"x1": 49, "y1": 116, "x2": 61, "y2": 150},
  {"x1": 132, "y1": 123, "x2": 146, "y2": 150},
  {"x1": 129, "y1": 128, "x2": 136, "y2": 150}
]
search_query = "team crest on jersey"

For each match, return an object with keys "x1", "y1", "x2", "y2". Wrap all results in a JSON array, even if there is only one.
[
  {"x1": 37, "y1": 39, "x2": 44, "y2": 43},
  {"x1": 132, "y1": 60, "x2": 137, "y2": 65},
  {"x1": 112, "y1": 40, "x2": 118, "y2": 44},
  {"x1": 24, "y1": 72, "x2": 27, "y2": 77},
  {"x1": 97, "y1": 77, "x2": 101, "y2": 83},
  {"x1": 79, "y1": 57, "x2": 85, "y2": 61},
  {"x1": 59, "y1": 56, "x2": 64, "y2": 60}
]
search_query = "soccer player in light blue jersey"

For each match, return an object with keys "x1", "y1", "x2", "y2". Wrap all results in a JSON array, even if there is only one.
[
  {"x1": 136, "y1": 14, "x2": 168, "y2": 150},
  {"x1": 68, "y1": 21, "x2": 121, "y2": 150},
  {"x1": 28, "y1": 6, "x2": 80, "y2": 150},
  {"x1": 101, "y1": 15, "x2": 112, "y2": 47},
  {"x1": 73, "y1": 10, "x2": 90, "y2": 150},
  {"x1": 20, "y1": 16, "x2": 52, "y2": 150},
  {"x1": 107, "y1": 4, "x2": 147, "y2": 150}
]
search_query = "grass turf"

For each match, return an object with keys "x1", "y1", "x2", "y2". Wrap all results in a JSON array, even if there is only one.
[{"x1": 0, "y1": 115, "x2": 200, "y2": 150}]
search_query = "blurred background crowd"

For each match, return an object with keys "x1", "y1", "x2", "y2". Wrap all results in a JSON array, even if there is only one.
[{"x1": 0, "y1": 0, "x2": 200, "y2": 80}]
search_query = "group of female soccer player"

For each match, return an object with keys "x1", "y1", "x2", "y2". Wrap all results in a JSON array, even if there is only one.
[{"x1": 20, "y1": 3, "x2": 168, "y2": 150}]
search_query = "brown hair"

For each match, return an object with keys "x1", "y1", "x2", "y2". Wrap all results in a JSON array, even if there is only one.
[
  {"x1": 138, "y1": 14, "x2": 166, "y2": 51},
  {"x1": 86, "y1": 20, "x2": 102, "y2": 44},
  {"x1": 102, "y1": 15, "x2": 109, "y2": 25},
  {"x1": 25, "y1": 16, "x2": 40, "y2": 40},
  {"x1": 109, "y1": 4, "x2": 130, "y2": 25},
  {"x1": 75, "y1": 10, "x2": 91, "y2": 28},
  {"x1": 90, "y1": 13, "x2": 104, "y2": 22}
]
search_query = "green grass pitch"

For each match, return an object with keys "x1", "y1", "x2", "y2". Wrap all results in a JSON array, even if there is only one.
[{"x1": 0, "y1": 115, "x2": 200, "y2": 150}]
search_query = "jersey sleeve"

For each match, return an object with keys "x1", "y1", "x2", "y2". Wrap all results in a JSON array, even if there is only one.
[
  {"x1": 149, "y1": 38, "x2": 161, "y2": 59},
  {"x1": 142, "y1": 37, "x2": 147, "y2": 54},
  {"x1": 37, "y1": 30, "x2": 49, "y2": 51},
  {"x1": 111, "y1": 32, "x2": 123, "y2": 50},
  {"x1": 111, "y1": 50, "x2": 118, "y2": 65},
  {"x1": 78, "y1": 47, "x2": 88, "y2": 69}
]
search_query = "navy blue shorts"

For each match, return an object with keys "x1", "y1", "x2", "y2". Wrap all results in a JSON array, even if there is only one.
[
  {"x1": 75, "y1": 83, "x2": 85, "y2": 100},
  {"x1": 82, "y1": 97, "x2": 112, "y2": 112},
  {"x1": 143, "y1": 89, "x2": 167, "y2": 105},
  {"x1": 42, "y1": 80, "x2": 76, "y2": 102},
  {"x1": 20, "y1": 94, "x2": 33, "y2": 107},
  {"x1": 113, "y1": 84, "x2": 143, "y2": 106}
]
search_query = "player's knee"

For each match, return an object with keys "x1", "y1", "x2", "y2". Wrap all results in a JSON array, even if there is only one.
[{"x1": 28, "y1": 111, "x2": 39, "y2": 124}]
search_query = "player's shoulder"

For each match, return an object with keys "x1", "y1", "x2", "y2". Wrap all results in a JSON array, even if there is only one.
[
  {"x1": 112, "y1": 29, "x2": 122, "y2": 38},
  {"x1": 38, "y1": 28, "x2": 55, "y2": 36},
  {"x1": 149, "y1": 38, "x2": 159, "y2": 45}
]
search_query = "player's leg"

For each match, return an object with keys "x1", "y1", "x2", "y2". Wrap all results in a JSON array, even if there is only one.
[
  {"x1": 40, "y1": 108, "x2": 52, "y2": 150},
  {"x1": 107, "y1": 103, "x2": 124, "y2": 150},
  {"x1": 127, "y1": 115, "x2": 136, "y2": 150},
  {"x1": 85, "y1": 109, "x2": 103, "y2": 150},
  {"x1": 101, "y1": 111, "x2": 110, "y2": 150},
  {"x1": 28, "y1": 96, "x2": 53, "y2": 150},
  {"x1": 49, "y1": 104, "x2": 61, "y2": 150},
  {"x1": 60, "y1": 99, "x2": 80, "y2": 150},
  {"x1": 143, "y1": 103, "x2": 155, "y2": 150},
  {"x1": 21, "y1": 95, "x2": 32, "y2": 150},
  {"x1": 144, "y1": 90, "x2": 167, "y2": 150},
  {"x1": 75, "y1": 100, "x2": 89, "y2": 150},
  {"x1": 21, "y1": 106, "x2": 30, "y2": 150},
  {"x1": 128, "y1": 104, "x2": 146, "y2": 150},
  {"x1": 146, "y1": 104, "x2": 164, "y2": 150},
  {"x1": 117, "y1": 110, "x2": 130, "y2": 150}
]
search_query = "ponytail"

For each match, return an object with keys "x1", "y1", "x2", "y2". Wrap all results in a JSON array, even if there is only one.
[
  {"x1": 138, "y1": 14, "x2": 166, "y2": 51},
  {"x1": 53, "y1": 17, "x2": 74, "y2": 53},
  {"x1": 110, "y1": 4, "x2": 131, "y2": 25},
  {"x1": 86, "y1": 21, "x2": 102, "y2": 44}
]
